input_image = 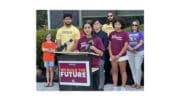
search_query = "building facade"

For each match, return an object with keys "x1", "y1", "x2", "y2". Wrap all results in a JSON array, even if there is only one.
[{"x1": 48, "y1": 10, "x2": 144, "y2": 29}]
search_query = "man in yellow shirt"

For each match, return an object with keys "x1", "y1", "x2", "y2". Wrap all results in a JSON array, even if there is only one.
[
  {"x1": 102, "y1": 12, "x2": 116, "y2": 84},
  {"x1": 56, "y1": 13, "x2": 80, "y2": 52},
  {"x1": 102, "y1": 12, "x2": 115, "y2": 36}
]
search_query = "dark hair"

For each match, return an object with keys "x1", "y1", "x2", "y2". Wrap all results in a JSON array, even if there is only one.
[
  {"x1": 105, "y1": 11, "x2": 115, "y2": 24},
  {"x1": 82, "y1": 20, "x2": 92, "y2": 28},
  {"x1": 92, "y1": 19, "x2": 103, "y2": 25},
  {"x1": 131, "y1": 20, "x2": 140, "y2": 32},
  {"x1": 112, "y1": 18, "x2": 125, "y2": 29},
  {"x1": 45, "y1": 32, "x2": 51, "y2": 38},
  {"x1": 44, "y1": 32, "x2": 52, "y2": 42},
  {"x1": 82, "y1": 20, "x2": 97, "y2": 37},
  {"x1": 63, "y1": 13, "x2": 72, "y2": 19}
]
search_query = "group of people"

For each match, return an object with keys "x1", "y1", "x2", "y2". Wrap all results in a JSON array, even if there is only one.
[{"x1": 41, "y1": 12, "x2": 144, "y2": 91}]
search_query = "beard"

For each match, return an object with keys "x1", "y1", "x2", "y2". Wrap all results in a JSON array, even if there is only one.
[{"x1": 65, "y1": 22, "x2": 72, "y2": 26}]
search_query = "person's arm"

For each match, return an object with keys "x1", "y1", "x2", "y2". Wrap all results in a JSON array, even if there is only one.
[
  {"x1": 42, "y1": 48, "x2": 48, "y2": 52},
  {"x1": 116, "y1": 42, "x2": 128, "y2": 58},
  {"x1": 73, "y1": 39, "x2": 80, "y2": 52},
  {"x1": 42, "y1": 48, "x2": 55, "y2": 53},
  {"x1": 41, "y1": 43, "x2": 48, "y2": 52},
  {"x1": 133, "y1": 40, "x2": 144, "y2": 50},
  {"x1": 70, "y1": 39, "x2": 78, "y2": 51},
  {"x1": 56, "y1": 39, "x2": 61, "y2": 48},
  {"x1": 90, "y1": 46, "x2": 103, "y2": 56},
  {"x1": 91, "y1": 37, "x2": 105, "y2": 56},
  {"x1": 56, "y1": 29, "x2": 62, "y2": 48},
  {"x1": 108, "y1": 41, "x2": 116, "y2": 61},
  {"x1": 49, "y1": 44, "x2": 56, "y2": 53},
  {"x1": 128, "y1": 45, "x2": 136, "y2": 52},
  {"x1": 133, "y1": 32, "x2": 144, "y2": 50},
  {"x1": 116, "y1": 33, "x2": 129, "y2": 58},
  {"x1": 70, "y1": 28, "x2": 80, "y2": 51},
  {"x1": 108, "y1": 41, "x2": 112, "y2": 56}
]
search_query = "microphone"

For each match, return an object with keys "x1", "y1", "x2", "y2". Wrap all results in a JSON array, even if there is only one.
[
  {"x1": 87, "y1": 40, "x2": 94, "y2": 52},
  {"x1": 57, "y1": 39, "x2": 73, "y2": 51},
  {"x1": 88, "y1": 40, "x2": 94, "y2": 46}
]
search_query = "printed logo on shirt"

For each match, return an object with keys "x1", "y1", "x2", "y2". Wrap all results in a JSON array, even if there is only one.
[
  {"x1": 111, "y1": 35, "x2": 122, "y2": 40},
  {"x1": 106, "y1": 26, "x2": 113, "y2": 30},
  {"x1": 62, "y1": 31, "x2": 72, "y2": 34},
  {"x1": 129, "y1": 34, "x2": 138, "y2": 45},
  {"x1": 80, "y1": 42, "x2": 88, "y2": 49}
]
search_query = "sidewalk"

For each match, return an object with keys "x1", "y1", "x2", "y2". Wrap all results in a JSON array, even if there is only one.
[{"x1": 36, "y1": 82, "x2": 144, "y2": 91}]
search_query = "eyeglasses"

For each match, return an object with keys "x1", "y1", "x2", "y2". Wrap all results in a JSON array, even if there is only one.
[{"x1": 131, "y1": 24, "x2": 138, "y2": 26}]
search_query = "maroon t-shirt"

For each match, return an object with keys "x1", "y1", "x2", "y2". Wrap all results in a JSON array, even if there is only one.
[
  {"x1": 109, "y1": 30, "x2": 129, "y2": 56},
  {"x1": 77, "y1": 36, "x2": 105, "y2": 68}
]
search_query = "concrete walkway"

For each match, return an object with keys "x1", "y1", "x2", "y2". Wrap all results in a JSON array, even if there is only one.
[{"x1": 36, "y1": 82, "x2": 144, "y2": 91}]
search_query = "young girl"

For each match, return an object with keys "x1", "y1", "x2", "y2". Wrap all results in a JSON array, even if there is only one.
[
  {"x1": 41, "y1": 33, "x2": 56, "y2": 87},
  {"x1": 108, "y1": 18, "x2": 129, "y2": 91},
  {"x1": 127, "y1": 20, "x2": 144, "y2": 89},
  {"x1": 76, "y1": 20, "x2": 105, "y2": 90}
]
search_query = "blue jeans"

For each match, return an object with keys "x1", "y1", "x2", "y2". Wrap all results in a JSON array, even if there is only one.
[{"x1": 44, "y1": 61, "x2": 54, "y2": 68}]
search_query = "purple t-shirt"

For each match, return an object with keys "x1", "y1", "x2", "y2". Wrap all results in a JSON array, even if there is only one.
[
  {"x1": 128, "y1": 31, "x2": 144, "y2": 51},
  {"x1": 76, "y1": 36, "x2": 105, "y2": 68},
  {"x1": 109, "y1": 31, "x2": 129, "y2": 56}
]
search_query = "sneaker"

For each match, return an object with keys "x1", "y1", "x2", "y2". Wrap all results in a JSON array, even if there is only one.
[
  {"x1": 44, "y1": 82, "x2": 49, "y2": 87},
  {"x1": 98, "y1": 89, "x2": 104, "y2": 91},
  {"x1": 49, "y1": 82, "x2": 54, "y2": 87},
  {"x1": 120, "y1": 86, "x2": 126, "y2": 91},
  {"x1": 112, "y1": 86, "x2": 119, "y2": 91},
  {"x1": 131, "y1": 84, "x2": 137, "y2": 88},
  {"x1": 136, "y1": 84, "x2": 141, "y2": 89}
]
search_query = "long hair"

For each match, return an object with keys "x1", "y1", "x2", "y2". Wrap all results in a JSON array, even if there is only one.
[
  {"x1": 82, "y1": 20, "x2": 97, "y2": 37},
  {"x1": 131, "y1": 20, "x2": 140, "y2": 32},
  {"x1": 105, "y1": 11, "x2": 116, "y2": 25},
  {"x1": 44, "y1": 32, "x2": 52, "y2": 41}
]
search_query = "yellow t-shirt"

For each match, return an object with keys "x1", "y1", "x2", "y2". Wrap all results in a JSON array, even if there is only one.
[
  {"x1": 56, "y1": 25, "x2": 80, "y2": 52},
  {"x1": 102, "y1": 23, "x2": 114, "y2": 36}
]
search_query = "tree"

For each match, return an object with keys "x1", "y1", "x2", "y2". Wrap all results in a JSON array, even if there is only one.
[{"x1": 36, "y1": 10, "x2": 47, "y2": 29}]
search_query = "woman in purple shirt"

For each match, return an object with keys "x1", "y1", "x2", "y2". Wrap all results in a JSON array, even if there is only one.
[
  {"x1": 127, "y1": 20, "x2": 144, "y2": 89},
  {"x1": 108, "y1": 18, "x2": 129, "y2": 91}
]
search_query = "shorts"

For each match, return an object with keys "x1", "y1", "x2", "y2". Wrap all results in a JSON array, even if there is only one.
[
  {"x1": 44, "y1": 61, "x2": 54, "y2": 68},
  {"x1": 110, "y1": 55, "x2": 128, "y2": 62}
]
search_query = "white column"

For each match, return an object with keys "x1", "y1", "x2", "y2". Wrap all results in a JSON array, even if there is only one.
[
  {"x1": 78, "y1": 10, "x2": 82, "y2": 26},
  {"x1": 47, "y1": 10, "x2": 51, "y2": 30}
]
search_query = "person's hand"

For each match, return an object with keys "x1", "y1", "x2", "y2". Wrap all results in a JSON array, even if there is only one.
[
  {"x1": 115, "y1": 55, "x2": 120, "y2": 60},
  {"x1": 132, "y1": 48, "x2": 137, "y2": 53},
  {"x1": 129, "y1": 47, "x2": 136, "y2": 53},
  {"x1": 110, "y1": 54, "x2": 116, "y2": 62},
  {"x1": 48, "y1": 48, "x2": 51, "y2": 51},
  {"x1": 129, "y1": 47, "x2": 134, "y2": 51},
  {"x1": 45, "y1": 48, "x2": 51, "y2": 52},
  {"x1": 69, "y1": 48, "x2": 74, "y2": 52},
  {"x1": 74, "y1": 50, "x2": 79, "y2": 52},
  {"x1": 90, "y1": 46, "x2": 97, "y2": 51},
  {"x1": 47, "y1": 48, "x2": 55, "y2": 53}
]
